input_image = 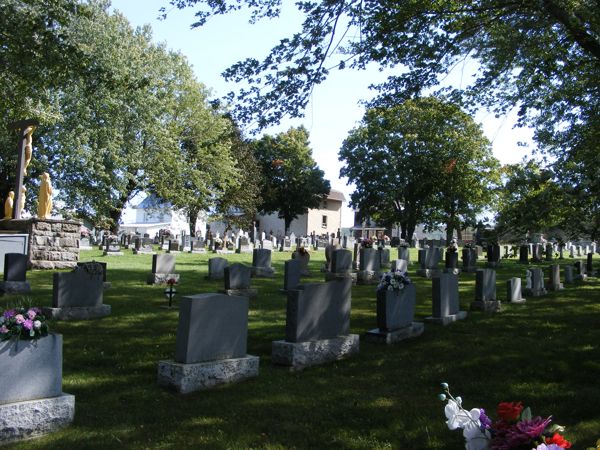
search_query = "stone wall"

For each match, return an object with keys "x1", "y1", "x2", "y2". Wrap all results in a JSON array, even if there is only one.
[{"x1": 0, "y1": 219, "x2": 80, "y2": 269}]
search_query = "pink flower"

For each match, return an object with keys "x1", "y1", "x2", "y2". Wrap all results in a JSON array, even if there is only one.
[
  {"x1": 15, "y1": 314, "x2": 25, "y2": 324},
  {"x1": 23, "y1": 319, "x2": 33, "y2": 330},
  {"x1": 27, "y1": 309, "x2": 37, "y2": 319},
  {"x1": 0, "y1": 325, "x2": 8, "y2": 334}
]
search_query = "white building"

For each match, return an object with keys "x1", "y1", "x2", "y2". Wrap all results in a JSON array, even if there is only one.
[{"x1": 255, "y1": 189, "x2": 346, "y2": 238}]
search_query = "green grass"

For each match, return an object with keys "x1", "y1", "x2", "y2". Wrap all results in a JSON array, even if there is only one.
[{"x1": 3, "y1": 248, "x2": 600, "y2": 449}]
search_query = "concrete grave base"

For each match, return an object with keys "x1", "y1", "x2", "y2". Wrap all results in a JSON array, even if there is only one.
[
  {"x1": 189, "y1": 249, "x2": 207, "y2": 254},
  {"x1": 510, "y1": 297, "x2": 526, "y2": 304},
  {"x1": 215, "y1": 249, "x2": 234, "y2": 254},
  {"x1": 223, "y1": 288, "x2": 257, "y2": 298},
  {"x1": 424, "y1": 310, "x2": 468, "y2": 326},
  {"x1": 271, "y1": 334, "x2": 359, "y2": 370},
  {"x1": 357, "y1": 270, "x2": 380, "y2": 285},
  {"x1": 575, "y1": 274, "x2": 588, "y2": 281},
  {"x1": 42, "y1": 305, "x2": 111, "y2": 321},
  {"x1": 549, "y1": 283, "x2": 564, "y2": 291},
  {"x1": 324, "y1": 271, "x2": 357, "y2": 285},
  {"x1": 133, "y1": 250, "x2": 156, "y2": 255},
  {"x1": 147, "y1": 273, "x2": 180, "y2": 285},
  {"x1": 102, "y1": 251, "x2": 123, "y2": 256},
  {"x1": 157, "y1": 355, "x2": 259, "y2": 394},
  {"x1": 251, "y1": 267, "x2": 275, "y2": 278},
  {"x1": 523, "y1": 288, "x2": 548, "y2": 297},
  {"x1": 416, "y1": 268, "x2": 441, "y2": 279},
  {"x1": 0, "y1": 393, "x2": 75, "y2": 445},
  {"x1": 470, "y1": 300, "x2": 502, "y2": 313},
  {"x1": 103, "y1": 282, "x2": 112, "y2": 290},
  {"x1": 0, "y1": 281, "x2": 31, "y2": 295},
  {"x1": 166, "y1": 250, "x2": 181, "y2": 254},
  {"x1": 364, "y1": 322, "x2": 424, "y2": 344}
]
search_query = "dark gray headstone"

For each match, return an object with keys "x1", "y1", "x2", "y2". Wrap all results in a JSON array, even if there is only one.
[
  {"x1": 152, "y1": 254, "x2": 176, "y2": 274},
  {"x1": 168, "y1": 240, "x2": 180, "y2": 252},
  {"x1": 376, "y1": 283, "x2": 416, "y2": 331},
  {"x1": 379, "y1": 248, "x2": 391, "y2": 268},
  {"x1": 77, "y1": 261, "x2": 107, "y2": 282},
  {"x1": 519, "y1": 245, "x2": 529, "y2": 264},
  {"x1": 3, "y1": 253, "x2": 28, "y2": 282},
  {"x1": 462, "y1": 248, "x2": 476, "y2": 269},
  {"x1": 432, "y1": 273, "x2": 459, "y2": 318},
  {"x1": 252, "y1": 248, "x2": 272, "y2": 269},
  {"x1": 587, "y1": 253, "x2": 594, "y2": 273},
  {"x1": 331, "y1": 249, "x2": 352, "y2": 273},
  {"x1": 445, "y1": 251, "x2": 458, "y2": 269},
  {"x1": 52, "y1": 264, "x2": 103, "y2": 308},
  {"x1": 283, "y1": 259, "x2": 301, "y2": 291},
  {"x1": 208, "y1": 257, "x2": 229, "y2": 280},
  {"x1": 425, "y1": 247, "x2": 441, "y2": 269},
  {"x1": 285, "y1": 278, "x2": 352, "y2": 342},
  {"x1": 398, "y1": 247, "x2": 410, "y2": 262},
  {"x1": 224, "y1": 263, "x2": 252, "y2": 290},
  {"x1": 175, "y1": 293, "x2": 248, "y2": 364},
  {"x1": 475, "y1": 269, "x2": 496, "y2": 301},
  {"x1": 359, "y1": 248, "x2": 380, "y2": 271},
  {"x1": 487, "y1": 244, "x2": 500, "y2": 264}
]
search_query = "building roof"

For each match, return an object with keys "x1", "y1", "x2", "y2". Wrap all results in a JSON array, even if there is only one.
[
  {"x1": 327, "y1": 189, "x2": 346, "y2": 202},
  {"x1": 134, "y1": 194, "x2": 171, "y2": 209}
]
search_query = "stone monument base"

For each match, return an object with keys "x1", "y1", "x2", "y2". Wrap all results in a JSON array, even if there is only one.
[
  {"x1": 575, "y1": 274, "x2": 588, "y2": 281},
  {"x1": 42, "y1": 305, "x2": 111, "y2": 321},
  {"x1": 0, "y1": 281, "x2": 31, "y2": 295},
  {"x1": 357, "y1": 270, "x2": 380, "y2": 285},
  {"x1": 103, "y1": 251, "x2": 123, "y2": 257},
  {"x1": 416, "y1": 268, "x2": 441, "y2": 279},
  {"x1": 223, "y1": 288, "x2": 257, "y2": 298},
  {"x1": 470, "y1": 300, "x2": 501, "y2": 312},
  {"x1": 510, "y1": 297, "x2": 526, "y2": 304},
  {"x1": 133, "y1": 249, "x2": 155, "y2": 255},
  {"x1": 251, "y1": 267, "x2": 275, "y2": 278},
  {"x1": 0, "y1": 393, "x2": 75, "y2": 445},
  {"x1": 157, "y1": 355, "x2": 259, "y2": 394},
  {"x1": 424, "y1": 310, "x2": 468, "y2": 326},
  {"x1": 324, "y1": 271, "x2": 357, "y2": 285},
  {"x1": 189, "y1": 249, "x2": 207, "y2": 254},
  {"x1": 147, "y1": 273, "x2": 180, "y2": 285},
  {"x1": 271, "y1": 334, "x2": 359, "y2": 370},
  {"x1": 524, "y1": 288, "x2": 548, "y2": 297},
  {"x1": 364, "y1": 322, "x2": 424, "y2": 344},
  {"x1": 549, "y1": 283, "x2": 564, "y2": 291}
]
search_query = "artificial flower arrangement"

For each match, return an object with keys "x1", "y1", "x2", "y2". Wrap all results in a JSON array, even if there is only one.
[
  {"x1": 439, "y1": 383, "x2": 571, "y2": 450},
  {"x1": 0, "y1": 306, "x2": 49, "y2": 341},
  {"x1": 361, "y1": 238, "x2": 375, "y2": 248},
  {"x1": 447, "y1": 240, "x2": 459, "y2": 253},
  {"x1": 377, "y1": 270, "x2": 412, "y2": 292},
  {"x1": 296, "y1": 246, "x2": 310, "y2": 256}
]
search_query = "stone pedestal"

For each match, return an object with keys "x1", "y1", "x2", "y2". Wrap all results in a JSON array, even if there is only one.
[
  {"x1": 364, "y1": 322, "x2": 424, "y2": 344},
  {"x1": 157, "y1": 355, "x2": 259, "y2": 394},
  {"x1": 147, "y1": 273, "x2": 180, "y2": 285},
  {"x1": 470, "y1": 300, "x2": 502, "y2": 312},
  {"x1": 0, "y1": 281, "x2": 31, "y2": 295},
  {"x1": 0, "y1": 219, "x2": 80, "y2": 270},
  {"x1": 424, "y1": 310, "x2": 467, "y2": 325},
  {"x1": 223, "y1": 288, "x2": 257, "y2": 298},
  {"x1": 357, "y1": 270, "x2": 380, "y2": 284},
  {"x1": 43, "y1": 304, "x2": 111, "y2": 321},
  {"x1": 324, "y1": 271, "x2": 357, "y2": 285},
  {"x1": 271, "y1": 335, "x2": 359, "y2": 370},
  {"x1": 0, "y1": 394, "x2": 75, "y2": 445}
]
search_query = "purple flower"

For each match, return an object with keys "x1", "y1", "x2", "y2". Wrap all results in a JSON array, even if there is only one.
[
  {"x1": 27, "y1": 309, "x2": 37, "y2": 319},
  {"x1": 0, "y1": 325, "x2": 8, "y2": 334},
  {"x1": 3, "y1": 309, "x2": 16, "y2": 319},
  {"x1": 23, "y1": 319, "x2": 33, "y2": 330},
  {"x1": 491, "y1": 416, "x2": 552, "y2": 450},
  {"x1": 479, "y1": 408, "x2": 492, "y2": 430}
]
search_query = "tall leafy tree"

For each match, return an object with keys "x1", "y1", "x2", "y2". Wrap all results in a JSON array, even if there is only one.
[
  {"x1": 340, "y1": 97, "x2": 499, "y2": 242},
  {"x1": 252, "y1": 126, "x2": 330, "y2": 233}
]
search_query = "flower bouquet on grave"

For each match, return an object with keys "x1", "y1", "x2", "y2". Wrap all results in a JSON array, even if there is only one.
[
  {"x1": 377, "y1": 270, "x2": 412, "y2": 292},
  {"x1": 447, "y1": 240, "x2": 459, "y2": 253},
  {"x1": 361, "y1": 238, "x2": 375, "y2": 249},
  {"x1": 0, "y1": 306, "x2": 49, "y2": 341},
  {"x1": 398, "y1": 240, "x2": 410, "y2": 248},
  {"x1": 297, "y1": 246, "x2": 309, "y2": 256},
  {"x1": 164, "y1": 278, "x2": 178, "y2": 308},
  {"x1": 438, "y1": 383, "x2": 572, "y2": 450}
]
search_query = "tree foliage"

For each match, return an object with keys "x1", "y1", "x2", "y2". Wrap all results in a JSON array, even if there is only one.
[
  {"x1": 339, "y1": 97, "x2": 500, "y2": 242},
  {"x1": 252, "y1": 126, "x2": 330, "y2": 232}
]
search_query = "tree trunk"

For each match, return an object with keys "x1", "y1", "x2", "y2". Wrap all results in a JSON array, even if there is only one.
[
  {"x1": 108, "y1": 179, "x2": 138, "y2": 233},
  {"x1": 188, "y1": 208, "x2": 199, "y2": 237},
  {"x1": 446, "y1": 225, "x2": 454, "y2": 243},
  {"x1": 405, "y1": 219, "x2": 416, "y2": 244},
  {"x1": 284, "y1": 215, "x2": 292, "y2": 235}
]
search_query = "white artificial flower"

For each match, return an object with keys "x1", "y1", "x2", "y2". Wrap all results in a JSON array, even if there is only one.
[{"x1": 33, "y1": 320, "x2": 42, "y2": 329}]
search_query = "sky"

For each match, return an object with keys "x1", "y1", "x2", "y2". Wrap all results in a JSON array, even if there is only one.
[{"x1": 110, "y1": 0, "x2": 535, "y2": 228}]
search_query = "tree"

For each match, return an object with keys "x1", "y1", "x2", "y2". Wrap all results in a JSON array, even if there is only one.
[
  {"x1": 339, "y1": 97, "x2": 500, "y2": 242},
  {"x1": 166, "y1": 0, "x2": 599, "y2": 161},
  {"x1": 495, "y1": 161, "x2": 577, "y2": 241},
  {"x1": 252, "y1": 126, "x2": 330, "y2": 233}
]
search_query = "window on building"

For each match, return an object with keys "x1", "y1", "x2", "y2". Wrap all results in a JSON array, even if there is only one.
[{"x1": 322, "y1": 215, "x2": 327, "y2": 228}]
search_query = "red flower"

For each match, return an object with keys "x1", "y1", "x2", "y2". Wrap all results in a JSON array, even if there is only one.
[
  {"x1": 496, "y1": 402, "x2": 524, "y2": 421},
  {"x1": 166, "y1": 278, "x2": 177, "y2": 286},
  {"x1": 545, "y1": 433, "x2": 572, "y2": 448}
]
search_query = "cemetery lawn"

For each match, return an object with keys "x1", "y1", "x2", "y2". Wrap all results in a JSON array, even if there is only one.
[{"x1": 3, "y1": 249, "x2": 600, "y2": 449}]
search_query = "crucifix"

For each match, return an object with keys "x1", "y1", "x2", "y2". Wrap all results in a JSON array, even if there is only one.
[{"x1": 8, "y1": 119, "x2": 39, "y2": 220}]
